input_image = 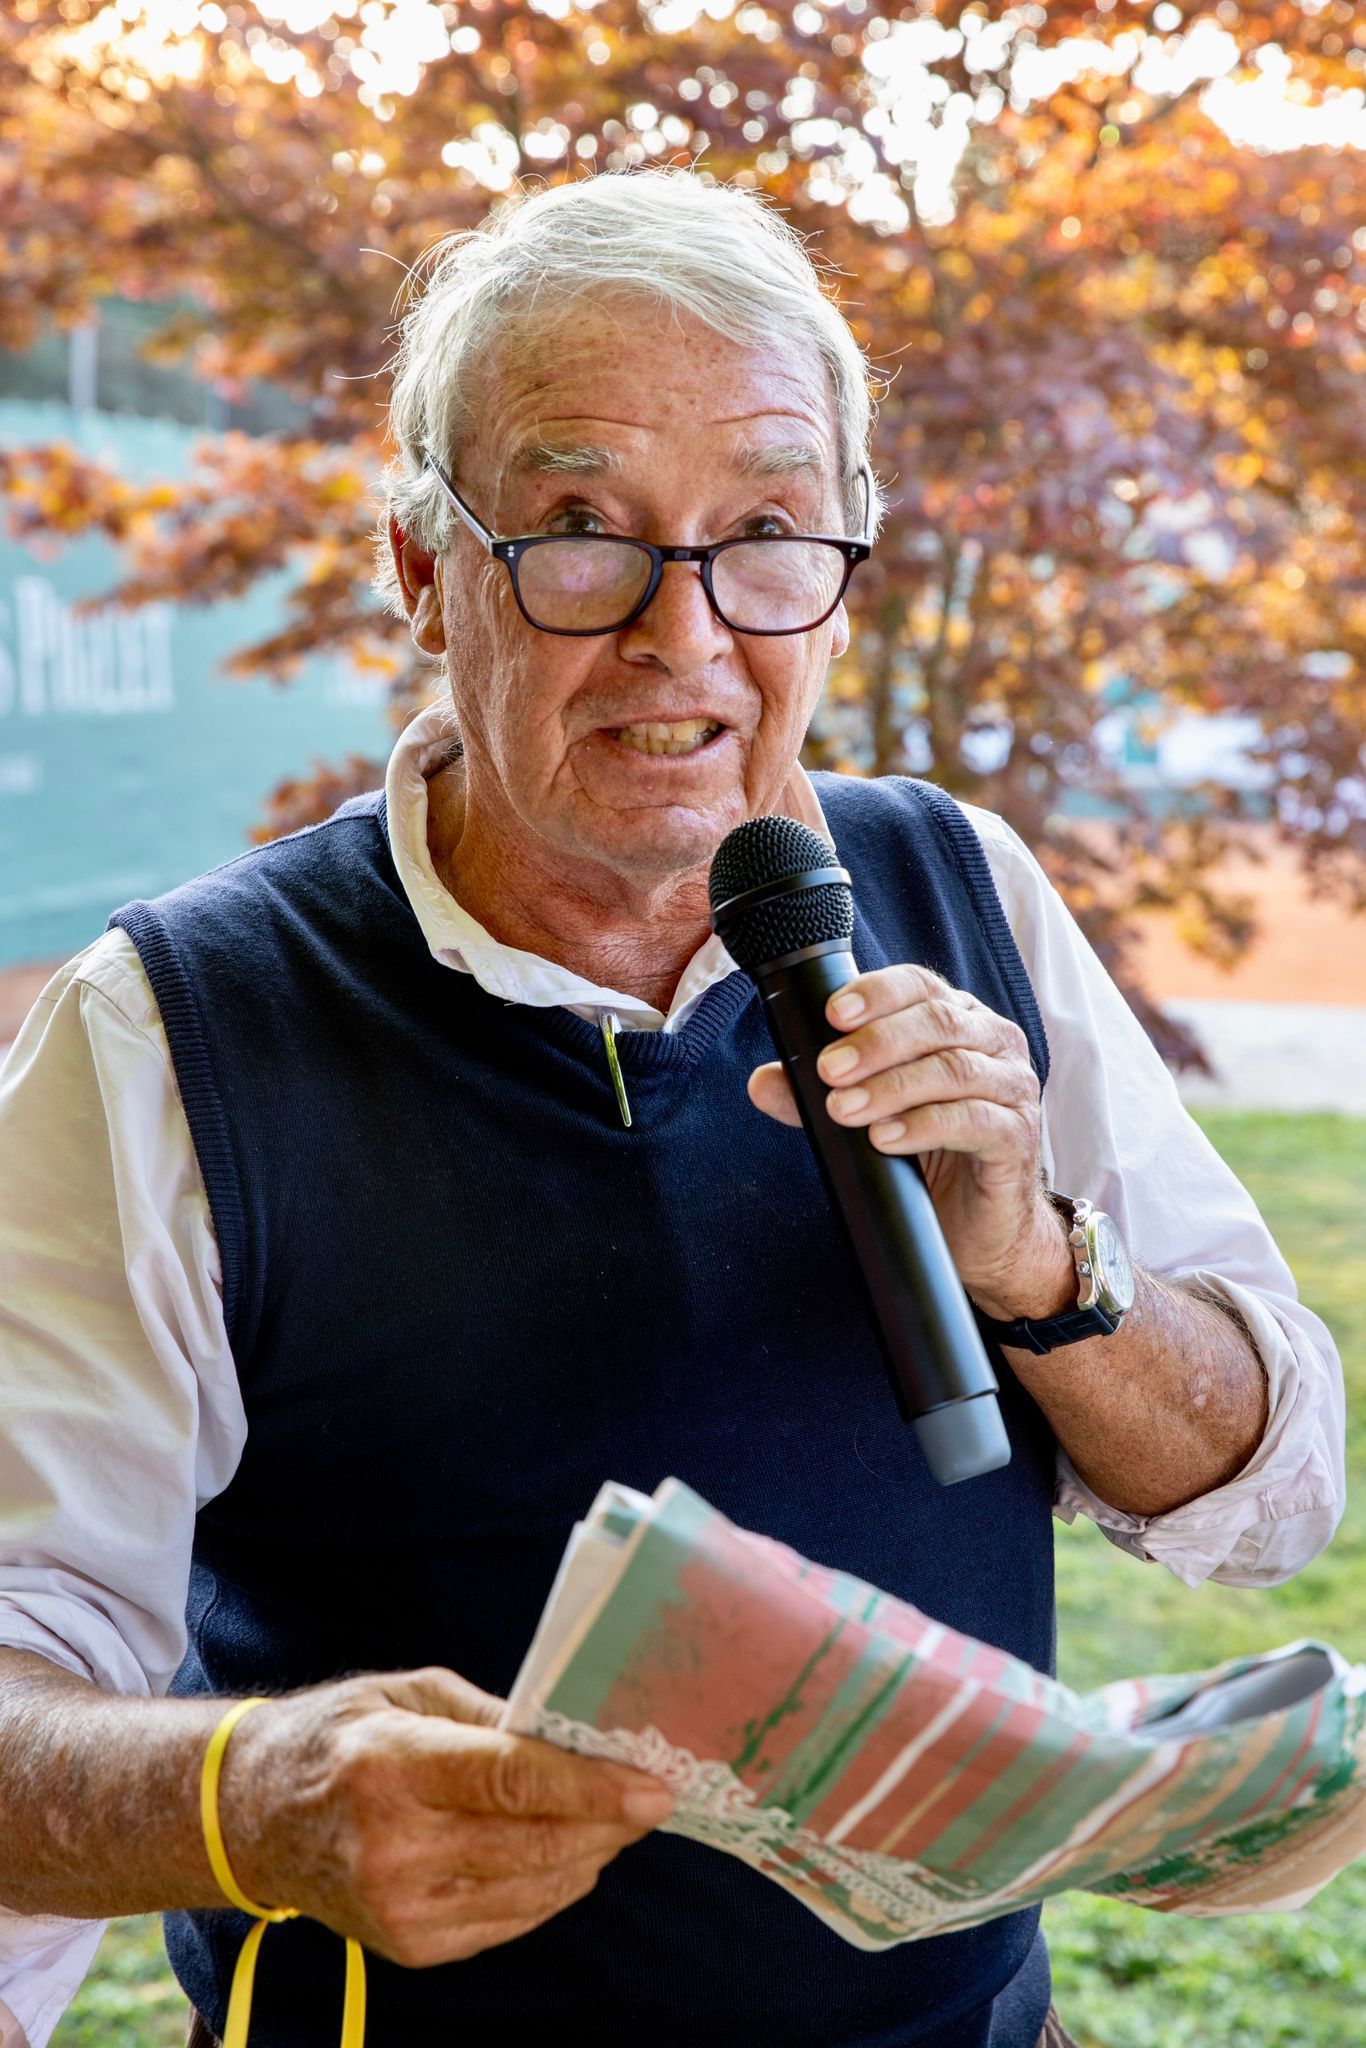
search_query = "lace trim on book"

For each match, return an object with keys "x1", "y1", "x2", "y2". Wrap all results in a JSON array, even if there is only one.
[{"x1": 528, "y1": 1707, "x2": 986, "y2": 1937}]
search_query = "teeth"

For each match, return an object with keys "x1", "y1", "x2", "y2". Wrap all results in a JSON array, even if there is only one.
[{"x1": 615, "y1": 719, "x2": 722, "y2": 756}]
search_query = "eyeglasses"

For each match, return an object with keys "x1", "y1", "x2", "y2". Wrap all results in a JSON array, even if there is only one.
[{"x1": 421, "y1": 449, "x2": 875, "y2": 638}]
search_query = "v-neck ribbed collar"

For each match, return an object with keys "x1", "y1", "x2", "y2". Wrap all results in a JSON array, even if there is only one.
[{"x1": 382, "y1": 703, "x2": 834, "y2": 1035}]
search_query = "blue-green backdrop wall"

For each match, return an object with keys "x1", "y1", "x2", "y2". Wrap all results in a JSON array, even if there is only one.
[{"x1": 0, "y1": 403, "x2": 391, "y2": 970}]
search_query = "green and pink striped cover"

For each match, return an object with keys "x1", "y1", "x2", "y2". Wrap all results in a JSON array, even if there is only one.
[{"x1": 504, "y1": 1479, "x2": 1366, "y2": 1948}]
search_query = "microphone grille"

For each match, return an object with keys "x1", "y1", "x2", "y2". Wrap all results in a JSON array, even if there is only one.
[
  {"x1": 708, "y1": 816, "x2": 853, "y2": 977},
  {"x1": 708, "y1": 814, "x2": 832, "y2": 904}
]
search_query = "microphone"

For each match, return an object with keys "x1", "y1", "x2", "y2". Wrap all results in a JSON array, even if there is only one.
[{"x1": 709, "y1": 815, "x2": 1011, "y2": 1487}]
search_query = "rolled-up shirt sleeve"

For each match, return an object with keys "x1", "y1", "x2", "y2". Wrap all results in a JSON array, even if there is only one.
[
  {"x1": 964, "y1": 801, "x2": 1347, "y2": 1589},
  {"x1": 0, "y1": 935, "x2": 245, "y2": 2046},
  {"x1": 0, "y1": 936, "x2": 243, "y2": 1695}
]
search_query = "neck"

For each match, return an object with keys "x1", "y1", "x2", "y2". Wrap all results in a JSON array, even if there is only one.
[{"x1": 425, "y1": 764, "x2": 715, "y2": 1014}]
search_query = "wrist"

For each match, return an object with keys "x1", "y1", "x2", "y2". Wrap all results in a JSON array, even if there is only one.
[
  {"x1": 214, "y1": 1692, "x2": 322, "y2": 1912},
  {"x1": 969, "y1": 1201, "x2": 1076, "y2": 1323},
  {"x1": 215, "y1": 1675, "x2": 388, "y2": 1921},
  {"x1": 0, "y1": 1667, "x2": 264, "y2": 1922}
]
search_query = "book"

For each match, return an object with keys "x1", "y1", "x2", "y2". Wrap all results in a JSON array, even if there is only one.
[{"x1": 503, "y1": 1478, "x2": 1366, "y2": 1949}]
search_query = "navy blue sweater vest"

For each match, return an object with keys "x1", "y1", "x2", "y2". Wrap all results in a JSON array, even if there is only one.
[{"x1": 112, "y1": 772, "x2": 1058, "y2": 2048}]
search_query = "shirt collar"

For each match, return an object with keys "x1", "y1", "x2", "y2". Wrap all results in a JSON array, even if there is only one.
[{"x1": 383, "y1": 701, "x2": 834, "y2": 1031}]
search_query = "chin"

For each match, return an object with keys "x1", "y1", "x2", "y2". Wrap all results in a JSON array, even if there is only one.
[{"x1": 586, "y1": 805, "x2": 737, "y2": 882}]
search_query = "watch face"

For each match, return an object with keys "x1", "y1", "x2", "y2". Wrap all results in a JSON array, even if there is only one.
[{"x1": 1091, "y1": 1212, "x2": 1137, "y2": 1315}]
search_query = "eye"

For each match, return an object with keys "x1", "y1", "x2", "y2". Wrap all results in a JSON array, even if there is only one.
[
  {"x1": 738, "y1": 511, "x2": 796, "y2": 540},
  {"x1": 543, "y1": 500, "x2": 611, "y2": 537}
]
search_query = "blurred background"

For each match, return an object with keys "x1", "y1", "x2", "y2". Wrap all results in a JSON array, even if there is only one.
[{"x1": 0, "y1": 3, "x2": 1363, "y2": 2042}]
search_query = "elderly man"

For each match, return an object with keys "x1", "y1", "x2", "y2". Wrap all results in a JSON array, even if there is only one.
[{"x1": 0, "y1": 171, "x2": 1345, "y2": 2048}]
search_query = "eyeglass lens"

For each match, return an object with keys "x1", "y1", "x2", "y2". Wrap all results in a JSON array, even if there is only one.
[
  {"x1": 715, "y1": 541, "x2": 846, "y2": 632},
  {"x1": 517, "y1": 540, "x2": 652, "y2": 631},
  {"x1": 515, "y1": 539, "x2": 847, "y2": 633}
]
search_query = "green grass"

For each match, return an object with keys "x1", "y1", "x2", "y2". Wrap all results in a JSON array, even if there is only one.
[
  {"x1": 49, "y1": 1914, "x2": 185, "y2": 2048},
  {"x1": 1047, "y1": 1112, "x2": 1366, "y2": 2048},
  {"x1": 52, "y1": 1111, "x2": 1366, "y2": 2047}
]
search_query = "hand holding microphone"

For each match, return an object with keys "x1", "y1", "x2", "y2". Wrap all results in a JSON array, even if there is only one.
[{"x1": 709, "y1": 816, "x2": 1061, "y2": 1486}]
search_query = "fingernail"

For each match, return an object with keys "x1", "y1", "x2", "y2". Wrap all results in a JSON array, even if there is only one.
[
  {"x1": 819, "y1": 1043, "x2": 859, "y2": 1080},
  {"x1": 872, "y1": 1120, "x2": 905, "y2": 1145},
  {"x1": 831, "y1": 991, "x2": 865, "y2": 1023},
  {"x1": 831, "y1": 1087, "x2": 869, "y2": 1115},
  {"x1": 624, "y1": 1786, "x2": 674, "y2": 1826}
]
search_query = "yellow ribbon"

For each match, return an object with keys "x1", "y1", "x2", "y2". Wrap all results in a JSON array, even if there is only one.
[{"x1": 200, "y1": 1696, "x2": 367, "y2": 2048}]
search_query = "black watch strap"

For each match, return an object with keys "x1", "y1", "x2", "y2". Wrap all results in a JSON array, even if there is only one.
[{"x1": 972, "y1": 1301, "x2": 1123, "y2": 1357}]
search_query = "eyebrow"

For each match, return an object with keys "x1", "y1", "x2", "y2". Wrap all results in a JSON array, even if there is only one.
[
  {"x1": 511, "y1": 439, "x2": 828, "y2": 483},
  {"x1": 510, "y1": 440, "x2": 625, "y2": 477},
  {"x1": 736, "y1": 442, "x2": 825, "y2": 479}
]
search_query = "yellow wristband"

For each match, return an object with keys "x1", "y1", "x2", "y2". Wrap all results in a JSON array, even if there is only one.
[
  {"x1": 200, "y1": 1697, "x2": 299, "y2": 1924},
  {"x1": 199, "y1": 1696, "x2": 366, "y2": 2048}
]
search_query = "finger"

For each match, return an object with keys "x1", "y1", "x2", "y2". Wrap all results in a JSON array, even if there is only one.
[
  {"x1": 368, "y1": 1913, "x2": 549, "y2": 1971},
  {"x1": 429, "y1": 1852, "x2": 609, "y2": 1927},
  {"x1": 427, "y1": 1855, "x2": 606, "y2": 1962},
  {"x1": 826, "y1": 1046, "x2": 1038, "y2": 1131},
  {"x1": 377, "y1": 1665, "x2": 505, "y2": 1728},
  {"x1": 434, "y1": 1813, "x2": 654, "y2": 1882},
  {"x1": 825, "y1": 964, "x2": 972, "y2": 1031},
  {"x1": 436, "y1": 1728, "x2": 674, "y2": 1827},
  {"x1": 747, "y1": 1062, "x2": 802, "y2": 1128},
  {"x1": 862, "y1": 1097, "x2": 1032, "y2": 1163},
  {"x1": 816, "y1": 1000, "x2": 1003, "y2": 1090},
  {"x1": 363, "y1": 1858, "x2": 606, "y2": 1968}
]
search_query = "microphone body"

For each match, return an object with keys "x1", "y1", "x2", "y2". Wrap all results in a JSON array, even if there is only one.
[
  {"x1": 758, "y1": 940, "x2": 1009, "y2": 1483},
  {"x1": 709, "y1": 820, "x2": 1011, "y2": 1487}
]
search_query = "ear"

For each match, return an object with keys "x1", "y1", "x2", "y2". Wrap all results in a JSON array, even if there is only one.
[
  {"x1": 388, "y1": 514, "x2": 447, "y2": 658},
  {"x1": 829, "y1": 599, "x2": 851, "y2": 662}
]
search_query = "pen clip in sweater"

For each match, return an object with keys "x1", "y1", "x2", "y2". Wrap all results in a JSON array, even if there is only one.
[{"x1": 599, "y1": 1011, "x2": 633, "y2": 1129}]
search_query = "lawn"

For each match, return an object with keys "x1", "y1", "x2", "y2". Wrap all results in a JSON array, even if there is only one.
[
  {"x1": 1045, "y1": 1112, "x2": 1366, "y2": 2048},
  {"x1": 50, "y1": 1111, "x2": 1366, "y2": 2048}
]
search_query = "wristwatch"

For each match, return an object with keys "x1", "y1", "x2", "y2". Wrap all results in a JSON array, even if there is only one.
[{"x1": 973, "y1": 1193, "x2": 1136, "y2": 1356}]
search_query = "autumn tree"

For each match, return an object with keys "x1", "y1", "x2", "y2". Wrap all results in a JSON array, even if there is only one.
[{"x1": 2, "y1": 0, "x2": 1365, "y2": 1054}]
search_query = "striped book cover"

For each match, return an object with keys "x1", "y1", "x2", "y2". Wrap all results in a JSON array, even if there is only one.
[{"x1": 503, "y1": 1479, "x2": 1366, "y2": 1949}]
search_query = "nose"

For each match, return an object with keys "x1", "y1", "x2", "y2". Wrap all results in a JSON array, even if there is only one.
[{"x1": 617, "y1": 558, "x2": 733, "y2": 672}]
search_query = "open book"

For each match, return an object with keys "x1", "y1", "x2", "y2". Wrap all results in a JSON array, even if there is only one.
[{"x1": 503, "y1": 1479, "x2": 1366, "y2": 1950}]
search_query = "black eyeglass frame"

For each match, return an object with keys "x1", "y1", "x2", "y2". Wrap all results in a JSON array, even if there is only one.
[{"x1": 421, "y1": 449, "x2": 876, "y2": 638}]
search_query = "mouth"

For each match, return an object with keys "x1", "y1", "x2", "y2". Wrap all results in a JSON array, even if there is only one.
[{"x1": 606, "y1": 717, "x2": 726, "y2": 757}]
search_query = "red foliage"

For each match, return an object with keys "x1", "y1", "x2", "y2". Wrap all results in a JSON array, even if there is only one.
[{"x1": 4, "y1": 2, "x2": 1365, "y2": 1049}]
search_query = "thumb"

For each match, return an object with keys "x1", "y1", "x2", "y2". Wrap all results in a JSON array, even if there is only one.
[
  {"x1": 747, "y1": 1061, "x2": 803, "y2": 1128},
  {"x1": 378, "y1": 1665, "x2": 505, "y2": 1727}
]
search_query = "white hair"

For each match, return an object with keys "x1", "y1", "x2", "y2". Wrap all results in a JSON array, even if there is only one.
[{"x1": 373, "y1": 169, "x2": 882, "y2": 617}]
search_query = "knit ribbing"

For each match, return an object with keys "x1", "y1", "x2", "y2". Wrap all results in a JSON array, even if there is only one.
[{"x1": 108, "y1": 899, "x2": 254, "y2": 1351}]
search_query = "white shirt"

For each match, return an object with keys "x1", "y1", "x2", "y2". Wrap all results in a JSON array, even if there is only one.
[{"x1": 0, "y1": 706, "x2": 1346, "y2": 2045}]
